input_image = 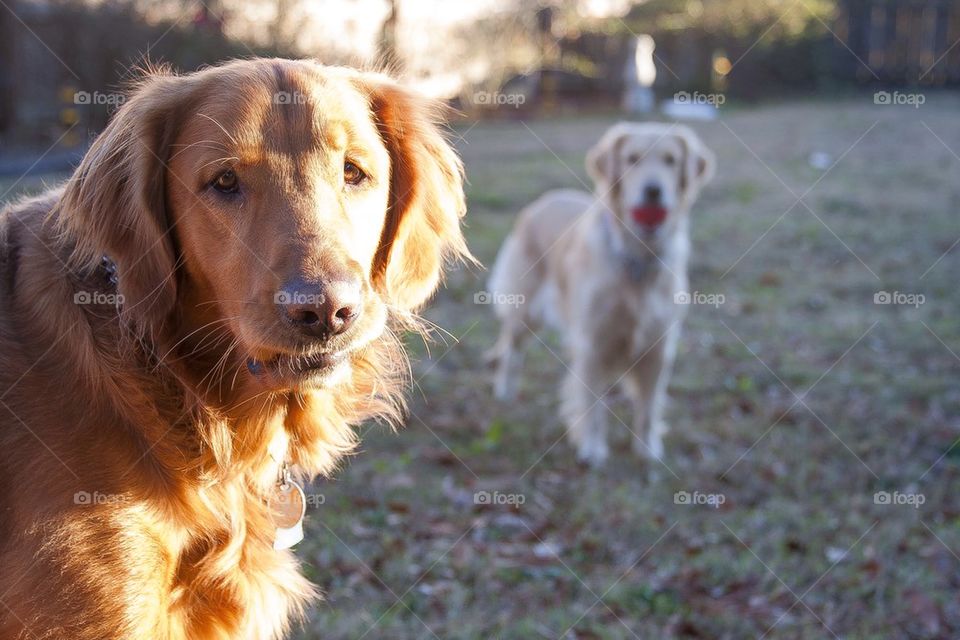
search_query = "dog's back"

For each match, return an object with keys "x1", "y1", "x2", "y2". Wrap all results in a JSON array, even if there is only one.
[{"x1": 488, "y1": 188, "x2": 592, "y2": 317}]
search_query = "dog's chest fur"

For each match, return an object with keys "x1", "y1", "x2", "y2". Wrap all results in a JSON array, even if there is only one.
[
  {"x1": 596, "y1": 268, "x2": 684, "y2": 367},
  {"x1": 559, "y1": 221, "x2": 687, "y2": 366}
]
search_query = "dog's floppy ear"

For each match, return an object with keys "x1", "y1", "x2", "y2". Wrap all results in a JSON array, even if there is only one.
[
  {"x1": 359, "y1": 74, "x2": 473, "y2": 313},
  {"x1": 676, "y1": 126, "x2": 716, "y2": 199},
  {"x1": 58, "y1": 69, "x2": 192, "y2": 336},
  {"x1": 586, "y1": 126, "x2": 626, "y2": 188}
]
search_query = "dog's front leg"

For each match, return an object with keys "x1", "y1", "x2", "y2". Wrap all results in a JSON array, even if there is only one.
[
  {"x1": 623, "y1": 330, "x2": 678, "y2": 462},
  {"x1": 560, "y1": 351, "x2": 612, "y2": 467}
]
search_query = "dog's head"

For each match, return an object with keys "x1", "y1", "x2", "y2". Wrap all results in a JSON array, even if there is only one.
[
  {"x1": 59, "y1": 59, "x2": 470, "y2": 394},
  {"x1": 586, "y1": 122, "x2": 714, "y2": 245}
]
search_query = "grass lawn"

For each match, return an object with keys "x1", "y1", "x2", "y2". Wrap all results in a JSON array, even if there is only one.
[
  {"x1": 4, "y1": 96, "x2": 959, "y2": 639},
  {"x1": 296, "y1": 97, "x2": 960, "y2": 639}
]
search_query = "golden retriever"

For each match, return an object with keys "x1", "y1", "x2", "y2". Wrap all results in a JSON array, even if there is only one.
[
  {"x1": 0, "y1": 58, "x2": 469, "y2": 639},
  {"x1": 488, "y1": 122, "x2": 714, "y2": 467}
]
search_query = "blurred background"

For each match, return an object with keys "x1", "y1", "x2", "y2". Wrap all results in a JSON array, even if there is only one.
[
  {"x1": 2, "y1": 0, "x2": 959, "y2": 152},
  {"x1": 3, "y1": 1, "x2": 960, "y2": 639}
]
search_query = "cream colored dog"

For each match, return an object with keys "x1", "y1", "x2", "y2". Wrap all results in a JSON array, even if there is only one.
[{"x1": 488, "y1": 122, "x2": 715, "y2": 467}]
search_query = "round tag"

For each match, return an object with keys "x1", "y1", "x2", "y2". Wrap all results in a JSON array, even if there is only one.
[{"x1": 269, "y1": 480, "x2": 306, "y2": 530}]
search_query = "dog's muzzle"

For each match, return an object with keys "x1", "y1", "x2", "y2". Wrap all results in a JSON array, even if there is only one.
[{"x1": 632, "y1": 184, "x2": 667, "y2": 230}]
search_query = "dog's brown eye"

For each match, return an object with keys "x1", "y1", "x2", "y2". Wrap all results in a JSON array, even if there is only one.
[
  {"x1": 663, "y1": 154, "x2": 676, "y2": 166},
  {"x1": 343, "y1": 161, "x2": 366, "y2": 186},
  {"x1": 627, "y1": 154, "x2": 641, "y2": 165},
  {"x1": 212, "y1": 170, "x2": 239, "y2": 194}
]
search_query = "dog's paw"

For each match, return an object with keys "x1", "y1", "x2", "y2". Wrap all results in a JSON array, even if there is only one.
[
  {"x1": 633, "y1": 427, "x2": 666, "y2": 461},
  {"x1": 492, "y1": 377, "x2": 517, "y2": 402},
  {"x1": 575, "y1": 440, "x2": 609, "y2": 468},
  {"x1": 482, "y1": 346, "x2": 501, "y2": 368}
]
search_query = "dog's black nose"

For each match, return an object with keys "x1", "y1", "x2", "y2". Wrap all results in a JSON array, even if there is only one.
[
  {"x1": 278, "y1": 276, "x2": 362, "y2": 338},
  {"x1": 644, "y1": 184, "x2": 662, "y2": 203}
]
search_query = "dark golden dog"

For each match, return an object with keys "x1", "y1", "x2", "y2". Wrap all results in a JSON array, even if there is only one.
[{"x1": 0, "y1": 58, "x2": 469, "y2": 639}]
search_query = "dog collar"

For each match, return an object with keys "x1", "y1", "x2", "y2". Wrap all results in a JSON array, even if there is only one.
[{"x1": 100, "y1": 255, "x2": 119, "y2": 286}]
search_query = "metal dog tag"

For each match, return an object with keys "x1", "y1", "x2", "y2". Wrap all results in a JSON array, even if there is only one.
[{"x1": 269, "y1": 479, "x2": 306, "y2": 550}]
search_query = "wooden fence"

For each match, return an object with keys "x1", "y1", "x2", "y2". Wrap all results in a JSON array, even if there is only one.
[{"x1": 837, "y1": 0, "x2": 960, "y2": 84}]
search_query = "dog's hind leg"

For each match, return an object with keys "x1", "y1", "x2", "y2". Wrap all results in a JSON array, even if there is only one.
[
  {"x1": 491, "y1": 315, "x2": 528, "y2": 401},
  {"x1": 488, "y1": 233, "x2": 540, "y2": 401}
]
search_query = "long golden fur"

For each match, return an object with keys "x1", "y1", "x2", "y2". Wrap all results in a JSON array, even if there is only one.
[{"x1": 0, "y1": 58, "x2": 469, "y2": 639}]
